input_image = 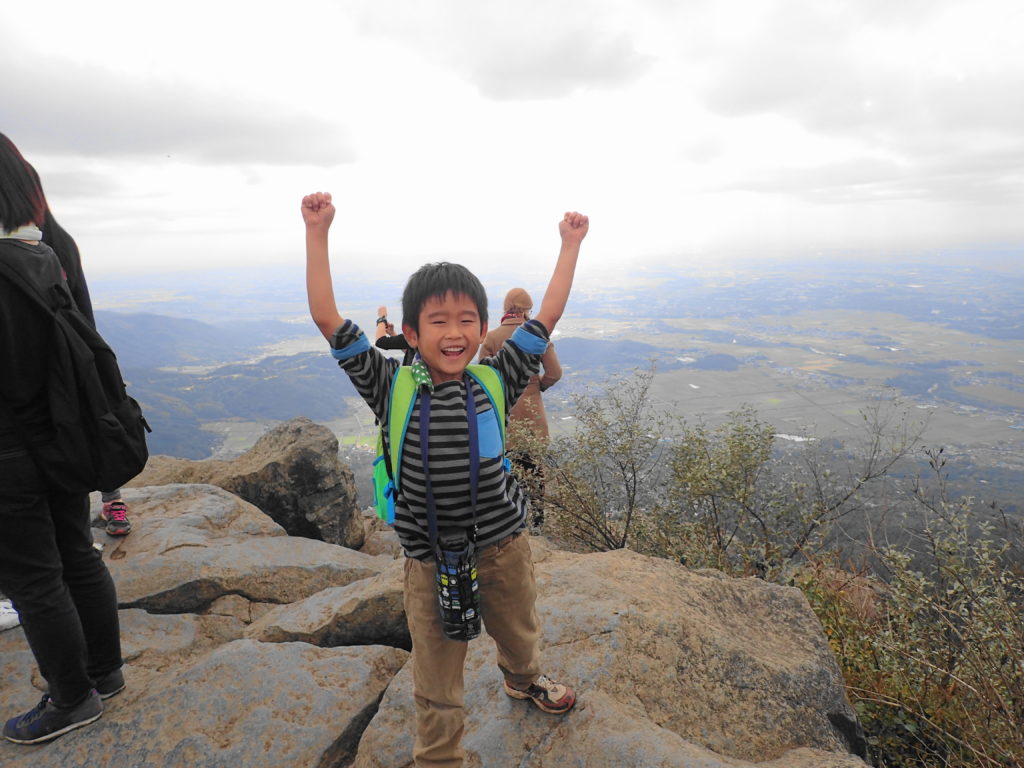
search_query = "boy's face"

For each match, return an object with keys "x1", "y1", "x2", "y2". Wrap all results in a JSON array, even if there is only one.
[{"x1": 403, "y1": 291, "x2": 487, "y2": 385}]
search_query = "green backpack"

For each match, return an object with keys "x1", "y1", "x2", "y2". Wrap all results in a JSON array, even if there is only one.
[{"x1": 373, "y1": 364, "x2": 507, "y2": 523}]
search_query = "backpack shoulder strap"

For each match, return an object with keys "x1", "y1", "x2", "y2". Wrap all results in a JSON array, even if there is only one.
[
  {"x1": 465, "y1": 364, "x2": 506, "y2": 446},
  {"x1": 0, "y1": 258, "x2": 58, "y2": 316},
  {"x1": 386, "y1": 366, "x2": 418, "y2": 492}
]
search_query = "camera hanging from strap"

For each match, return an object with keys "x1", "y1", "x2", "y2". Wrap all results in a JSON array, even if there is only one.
[{"x1": 420, "y1": 376, "x2": 483, "y2": 641}]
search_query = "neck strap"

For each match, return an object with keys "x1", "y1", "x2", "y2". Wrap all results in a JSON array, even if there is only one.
[{"x1": 419, "y1": 376, "x2": 480, "y2": 550}]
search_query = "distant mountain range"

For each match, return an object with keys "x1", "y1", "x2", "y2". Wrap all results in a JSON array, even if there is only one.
[
  {"x1": 101, "y1": 309, "x2": 757, "y2": 458},
  {"x1": 568, "y1": 261, "x2": 1024, "y2": 340},
  {"x1": 97, "y1": 312, "x2": 303, "y2": 368},
  {"x1": 90, "y1": 260, "x2": 1023, "y2": 526},
  {"x1": 96, "y1": 312, "x2": 353, "y2": 457}
]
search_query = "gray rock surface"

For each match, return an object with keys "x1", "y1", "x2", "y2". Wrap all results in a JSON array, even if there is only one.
[
  {"x1": 354, "y1": 682, "x2": 867, "y2": 768},
  {"x1": 0, "y1": 640, "x2": 408, "y2": 768},
  {"x1": 129, "y1": 417, "x2": 364, "y2": 548},
  {"x1": 0, "y1": 627, "x2": 36, "y2": 743},
  {"x1": 92, "y1": 484, "x2": 386, "y2": 612},
  {"x1": 2, "y1": 472, "x2": 868, "y2": 768},
  {"x1": 359, "y1": 510, "x2": 403, "y2": 558},
  {"x1": 351, "y1": 539, "x2": 866, "y2": 767},
  {"x1": 246, "y1": 558, "x2": 409, "y2": 649}
]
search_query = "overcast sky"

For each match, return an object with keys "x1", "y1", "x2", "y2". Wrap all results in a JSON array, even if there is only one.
[{"x1": 3, "y1": 0, "x2": 1023, "y2": 277}]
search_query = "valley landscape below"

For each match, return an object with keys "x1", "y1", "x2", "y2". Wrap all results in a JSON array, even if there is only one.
[{"x1": 91, "y1": 255, "x2": 1023, "y2": 518}]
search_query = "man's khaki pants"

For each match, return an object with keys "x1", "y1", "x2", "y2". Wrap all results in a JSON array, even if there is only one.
[{"x1": 403, "y1": 531, "x2": 541, "y2": 768}]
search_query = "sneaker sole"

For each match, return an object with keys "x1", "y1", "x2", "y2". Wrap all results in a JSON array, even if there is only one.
[
  {"x1": 43, "y1": 676, "x2": 124, "y2": 700},
  {"x1": 99, "y1": 684, "x2": 125, "y2": 700},
  {"x1": 104, "y1": 527, "x2": 132, "y2": 536},
  {"x1": 503, "y1": 683, "x2": 576, "y2": 714},
  {"x1": 3, "y1": 710, "x2": 102, "y2": 744}
]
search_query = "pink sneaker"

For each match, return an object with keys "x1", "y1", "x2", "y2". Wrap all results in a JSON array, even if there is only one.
[{"x1": 100, "y1": 501, "x2": 132, "y2": 536}]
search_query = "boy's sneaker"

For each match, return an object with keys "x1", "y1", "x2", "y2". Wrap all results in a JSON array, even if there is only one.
[
  {"x1": 100, "y1": 501, "x2": 132, "y2": 536},
  {"x1": 504, "y1": 674, "x2": 576, "y2": 714},
  {"x1": 94, "y1": 669, "x2": 125, "y2": 700},
  {"x1": 2, "y1": 690, "x2": 102, "y2": 744}
]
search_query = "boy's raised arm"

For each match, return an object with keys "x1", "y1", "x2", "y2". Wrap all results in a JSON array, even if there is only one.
[
  {"x1": 533, "y1": 211, "x2": 589, "y2": 335},
  {"x1": 302, "y1": 192, "x2": 345, "y2": 340}
]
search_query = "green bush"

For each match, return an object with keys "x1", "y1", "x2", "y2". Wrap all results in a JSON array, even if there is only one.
[
  {"x1": 519, "y1": 366, "x2": 672, "y2": 552},
  {"x1": 529, "y1": 370, "x2": 1024, "y2": 767},
  {"x1": 807, "y1": 451, "x2": 1024, "y2": 768}
]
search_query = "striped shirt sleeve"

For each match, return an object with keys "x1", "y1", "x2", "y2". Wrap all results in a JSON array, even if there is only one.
[
  {"x1": 479, "y1": 318, "x2": 549, "y2": 410},
  {"x1": 330, "y1": 320, "x2": 399, "y2": 423}
]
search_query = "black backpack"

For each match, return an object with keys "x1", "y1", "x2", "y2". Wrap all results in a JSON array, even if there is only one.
[{"x1": 0, "y1": 253, "x2": 151, "y2": 493}]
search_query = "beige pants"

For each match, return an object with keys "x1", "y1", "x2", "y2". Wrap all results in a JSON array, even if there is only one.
[{"x1": 403, "y1": 530, "x2": 541, "y2": 768}]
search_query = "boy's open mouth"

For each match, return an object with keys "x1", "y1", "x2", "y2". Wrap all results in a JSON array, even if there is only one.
[{"x1": 441, "y1": 345, "x2": 465, "y2": 359}]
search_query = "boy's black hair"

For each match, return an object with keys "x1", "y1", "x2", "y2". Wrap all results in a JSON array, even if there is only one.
[
  {"x1": 0, "y1": 133, "x2": 46, "y2": 233},
  {"x1": 402, "y1": 262, "x2": 488, "y2": 333}
]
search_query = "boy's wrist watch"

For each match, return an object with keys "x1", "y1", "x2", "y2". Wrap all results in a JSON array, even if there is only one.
[{"x1": 376, "y1": 316, "x2": 388, "y2": 325}]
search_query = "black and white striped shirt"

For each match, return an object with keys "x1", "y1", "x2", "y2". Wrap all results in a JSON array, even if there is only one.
[{"x1": 330, "y1": 319, "x2": 548, "y2": 560}]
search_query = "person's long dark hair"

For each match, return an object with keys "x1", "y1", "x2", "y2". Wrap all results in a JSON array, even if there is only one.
[{"x1": 0, "y1": 133, "x2": 46, "y2": 233}]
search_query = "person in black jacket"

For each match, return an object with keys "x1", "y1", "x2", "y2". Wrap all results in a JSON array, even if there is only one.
[
  {"x1": 374, "y1": 304, "x2": 416, "y2": 365},
  {"x1": 29, "y1": 169, "x2": 133, "y2": 537},
  {"x1": 0, "y1": 133, "x2": 125, "y2": 745}
]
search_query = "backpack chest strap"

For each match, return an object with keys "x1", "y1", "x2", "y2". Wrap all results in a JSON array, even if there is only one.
[{"x1": 388, "y1": 364, "x2": 505, "y2": 497}]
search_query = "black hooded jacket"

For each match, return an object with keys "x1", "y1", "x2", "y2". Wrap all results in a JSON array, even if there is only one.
[{"x1": 0, "y1": 239, "x2": 65, "y2": 452}]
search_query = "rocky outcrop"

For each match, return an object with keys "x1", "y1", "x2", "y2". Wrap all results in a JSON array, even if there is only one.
[
  {"x1": 358, "y1": 510, "x2": 403, "y2": 557},
  {"x1": 246, "y1": 558, "x2": 410, "y2": 649},
  {"x1": 0, "y1": 480, "x2": 869, "y2": 768},
  {"x1": 0, "y1": 637, "x2": 408, "y2": 768},
  {"x1": 129, "y1": 417, "x2": 364, "y2": 548},
  {"x1": 350, "y1": 540, "x2": 866, "y2": 767},
  {"x1": 96, "y1": 484, "x2": 386, "y2": 613}
]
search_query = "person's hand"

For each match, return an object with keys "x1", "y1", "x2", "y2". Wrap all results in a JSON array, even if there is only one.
[
  {"x1": 559, "y1": 211, "x2": 589, "y2": 246},
  {"x1": 301, "y1": 192, "x2": 335, "y2": 230},
  {"x1": 385, "y1": 322, "x2": 396, "y2": 336},
  {"x1": 377, "y1": 305, "x2": 388, "y2": 317}
]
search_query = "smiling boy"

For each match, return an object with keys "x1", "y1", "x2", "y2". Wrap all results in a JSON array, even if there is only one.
[{"x1": 302, "y1": 192, "x2": 588, "y2": 768}]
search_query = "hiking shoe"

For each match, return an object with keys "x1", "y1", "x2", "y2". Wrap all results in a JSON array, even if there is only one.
[
  {"x1": 3, "y1": 690, "x2": 102, "y2": 744},
  {"x1": 504, "y1": 674, "x2": 576, "y2": 714},
  {"x1": 94, "y1": 668, "x2": 125, "y2": 700},
  {"x1": 100, "y1": 501, "x2": 132, "y2": 536}
]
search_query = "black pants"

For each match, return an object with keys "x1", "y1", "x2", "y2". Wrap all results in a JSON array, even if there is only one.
[{"x1": 0, "y1": 450, "x2": 122, "y2": 708}]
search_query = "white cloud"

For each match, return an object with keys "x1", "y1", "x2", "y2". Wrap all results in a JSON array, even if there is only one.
[
  {"x1": 2, "y1": 0, "x2": 1022, "y2": 276},
  {"x1": 693, "y1": 0, "x2": 1024, "y2": 206},
  {"x1": 354, "y1": 0, "x2": 654, "y2": 100},
  {"x1": 0, "y1": 34, "x2": 352, "y2": 166}
]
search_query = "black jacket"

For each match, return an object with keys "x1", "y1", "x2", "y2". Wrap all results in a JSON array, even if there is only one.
[{"x1": 0, "y1": 239, "x2": 64, "y2": 451}]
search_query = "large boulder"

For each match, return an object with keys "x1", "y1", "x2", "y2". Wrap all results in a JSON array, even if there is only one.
[
  {"x1": 0, "y1": 640, "x2": 408, "y2": 768},
  {"x1": 92, "y1": 484, "x2": 386, "y2": 613},
  {"x1": 352, "y1": 539, "x2": 866, "y2": 767},
  {"x1": 354, "y1": 680, "x2": 867, "y2": 768},
  {"x1": 129, "y1": 417, "x2": 364, "y2": 548},
  {"x1": 2, "y1": 472, "x2": 868, "y2": 768},
  {"x1": 246, "y1": 558, "x2": 409, "y2": 649},
  {"x1": 1, "y1": 607, "x2": 248, "y2": 764},
  {"x1": 116, "y1": 608, "x2": 247, "y2": 673}
]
